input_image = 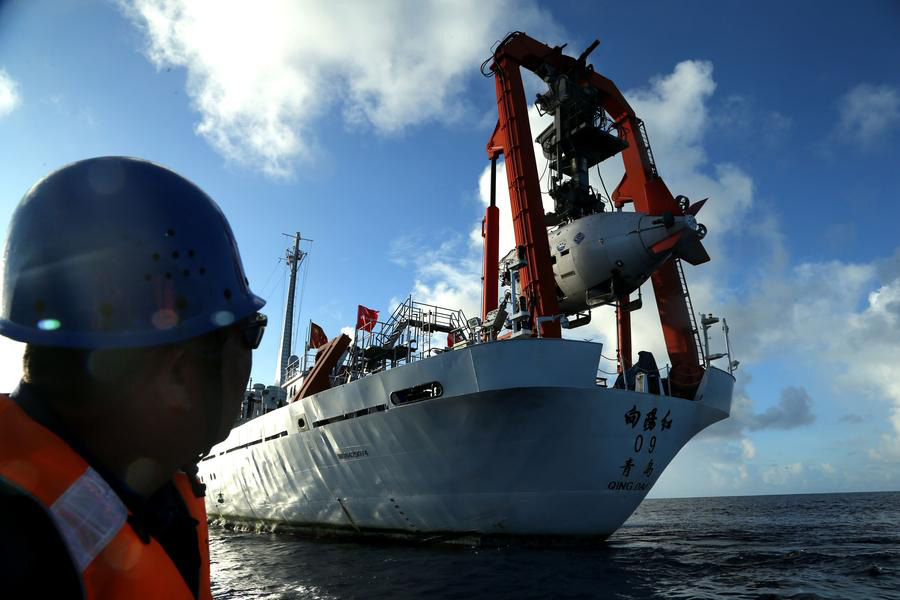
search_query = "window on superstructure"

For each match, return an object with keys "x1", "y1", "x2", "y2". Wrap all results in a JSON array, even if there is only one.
[{"x1": 390, "y1": 382, "x2": 443, "y2": 406}]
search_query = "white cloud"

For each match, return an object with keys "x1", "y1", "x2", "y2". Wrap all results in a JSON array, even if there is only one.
[
  {"x1": 702, "y1": 379, "x2": 816, "y2": 440},
  {"x1": 626, "y1": 61, "x2": 754, "y2": 244},
  {"x1": 837, "y1": 83, "x2": 900, "y2": 148},
  {"x1": 120, "y1": 0, "x2": 562, "y2": 177},
  {"x1": 413, "y1": 103, "x2": 553, "y2": 322},
  {"x1": 651, "y1": 439, "x2": 870, "y2": 497},
  {"x1": 750, "y1": 386, "x2": 815, "y2": 430},
  {"x1": 711, "y1": 94, "x2": 792, "y2": 148},
  {"x1": 762, "y1": 461, "x2": 804, "y2": 486},
  {"x1": 0, "y1": 69, "x2": 21, "y2": 118},
  {"x1": 740, "y1": 438, "x2": 756, "y2": 460},
  {"x1": 724, "y1": 258, "x2": 900, "y2": 443},
  {"x1": 626, "y1": 60, "x2": 715, "y2": 177},
  {"x1": 410, "y1": 237, "x2": 484, "y2": 319},
  {"x1": 707, "y1": 459, "x2": 749, "y2": 489},
  {"x1": 470, "y1": 105, "x2": 554, "y2": 253},
  {"x1": 339, "y1": 326, "x2": 356, "y2": 347}
]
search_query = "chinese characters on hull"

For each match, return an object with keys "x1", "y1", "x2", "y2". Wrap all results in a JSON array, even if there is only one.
[
  {"x1": 643, "y1": 408, "x2": 657, "y2": 431},
  {"x1": 616, "y1": 405, "x2": 675, "y2": 486},
  {"x1": 624, "y1": 406, "x2": 673, "y2": 432},
  {"x1": 624, "y1": 406, "x2": 641, "y2": 428}
]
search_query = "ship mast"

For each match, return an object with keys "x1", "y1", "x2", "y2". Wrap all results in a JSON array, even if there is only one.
[{"x1": 274, "y1": 232, "x2": 306, "y2": 386}]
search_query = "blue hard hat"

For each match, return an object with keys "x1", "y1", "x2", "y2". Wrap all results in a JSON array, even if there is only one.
[{"x1": 0, "y1": 156, "x2": 265, "y2": 348}]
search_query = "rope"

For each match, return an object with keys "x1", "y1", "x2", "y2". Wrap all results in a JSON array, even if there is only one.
[
  {"x1": 595, "y1": 165, "x2": 612, "y2": 209},
  {"x1": 291, "y1": 254, "x2": 310, "y2": 356},
  {"x1": 599, "y1": 361, "x2": 674, "y2": 377},
  {"x1": 539, "y1": 158, "x2": 551, "y2": 196},
  {"x1": 637, "y1": 366, "x2": 670, "y2": 375},
  {"x1": 258, "y1": 256, "x2": 283, "y2": 300}
]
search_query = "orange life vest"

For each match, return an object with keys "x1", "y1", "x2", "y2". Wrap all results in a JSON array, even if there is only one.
[{"x1": 0, "y1": 394, "x2": 212, "y2": 600}]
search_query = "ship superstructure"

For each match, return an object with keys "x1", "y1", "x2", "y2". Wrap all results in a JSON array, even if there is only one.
[{"x1": 199, "y1": 33, "x2": 736, "y2": 541}]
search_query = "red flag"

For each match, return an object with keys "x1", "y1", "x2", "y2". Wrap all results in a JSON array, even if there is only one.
[
  {"x1": 309, "y1": 322, "x2": 328, "y2": 349},
  {"x1": 356, "y1": 305, "x2": 379, "y2": 332}
]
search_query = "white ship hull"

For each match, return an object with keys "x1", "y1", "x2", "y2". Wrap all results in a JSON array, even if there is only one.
[{"x1": 199, "y1": 338, "x2": 733, "y2": 540}]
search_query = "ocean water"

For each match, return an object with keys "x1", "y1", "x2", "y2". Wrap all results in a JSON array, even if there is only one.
[{"x1": 209, "y1": 492, "x2": 900, "y2": 599}]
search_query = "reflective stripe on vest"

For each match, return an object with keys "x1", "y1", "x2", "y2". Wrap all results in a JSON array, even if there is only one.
[
  {"x1": 0, "y1": 395, "x2": 212, "y2": 600},
  {"x1": 50, "y1": 466, "x2": 128, "y2": 572}
]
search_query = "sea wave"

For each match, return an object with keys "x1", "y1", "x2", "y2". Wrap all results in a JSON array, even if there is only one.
[{"x1": 209, "y1": 491, "x2": 900, "y2": 599}]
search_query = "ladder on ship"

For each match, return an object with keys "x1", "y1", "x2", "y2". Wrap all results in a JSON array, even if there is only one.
[
  {"x1": 674, "y1": 258, "x2": 704, "y2": 360},
  {"x1": 636, "y1": 118, "x2": 659, "y2": 179}
]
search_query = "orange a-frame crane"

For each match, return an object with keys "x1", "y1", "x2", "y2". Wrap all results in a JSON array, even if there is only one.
[{"x1": 482, "y1": 32, "x2": 706, "y2": 395}]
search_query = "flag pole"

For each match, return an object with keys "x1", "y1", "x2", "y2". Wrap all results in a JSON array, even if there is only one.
[{"x1": 302, "y1": 319, "x2": 310, "y2": 373}]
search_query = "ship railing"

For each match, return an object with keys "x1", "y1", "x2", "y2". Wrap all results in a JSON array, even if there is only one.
[
  {"x1": 236, "y1": 384, "x2": 287, "y2": 423},
  {"x1": 596, "y1": 359, "x2": 673, "y2": 396},
  {"x1": 343, "y1": 296, "x2": 472, "y2": 380},
  {"x1": 283, "y1": 358, "x2": 301, "y2": 382}
]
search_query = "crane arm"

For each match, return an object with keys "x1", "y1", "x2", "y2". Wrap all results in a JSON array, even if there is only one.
[{"x1": 487, "y1": 32, "x2": 705, "y2": 392}]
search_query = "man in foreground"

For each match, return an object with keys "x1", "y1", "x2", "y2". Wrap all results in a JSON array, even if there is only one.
[{"x1": 0, "y1": 157, "x2": 266, "y2": 598}]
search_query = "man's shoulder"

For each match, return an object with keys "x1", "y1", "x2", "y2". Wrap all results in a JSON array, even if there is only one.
[
  {"x1": 0, "y1": 475, "x2": 48, "y2": 511},
  {"x1": 0, "y1": 476, "x2": 68, "y2": 555},
  {"x1": 0, "y1": 478, "x2": 84, "y2": 597}
]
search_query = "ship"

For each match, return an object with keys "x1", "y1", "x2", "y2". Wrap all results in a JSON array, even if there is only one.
[{"x1": 198, "y1": 33, "x2": 736, "y2": 542}]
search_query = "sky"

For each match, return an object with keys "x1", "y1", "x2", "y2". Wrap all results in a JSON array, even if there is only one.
[{"x1": 1, "y1": 0, "x2": 899, "y2": 498}]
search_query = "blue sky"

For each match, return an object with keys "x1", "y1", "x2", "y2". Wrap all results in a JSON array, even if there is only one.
[{"x1": 1, "y1": 0, "x2": 899, "y2": 498}]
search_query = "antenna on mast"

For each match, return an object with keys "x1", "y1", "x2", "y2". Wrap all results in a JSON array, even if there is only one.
[{"x1": 274, "y1": 232, "x2": 311, "y2": 385}]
